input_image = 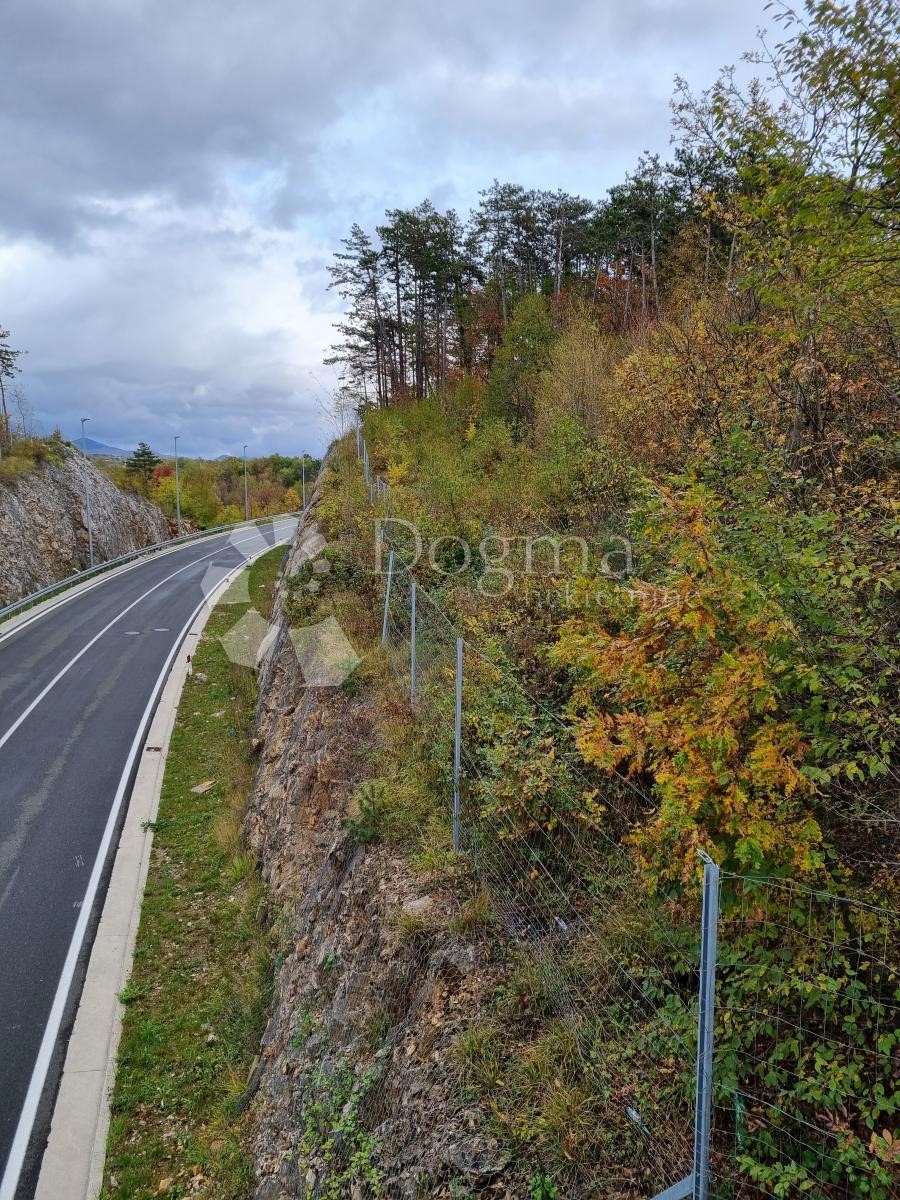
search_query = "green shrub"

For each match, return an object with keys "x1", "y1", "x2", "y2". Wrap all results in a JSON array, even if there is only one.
[
  {"x1": 0, "y1": 455, "x2": 31, "y2": 483},
  {"x1": 345, "y1": 780, "x2": 387, "y2": 845},
  {"x1": 528, "y1": 1173, "x2": 558, "y2": 1199}
]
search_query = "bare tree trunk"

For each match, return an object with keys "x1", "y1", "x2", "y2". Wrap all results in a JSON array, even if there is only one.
[
  {"x1": 366, "y1": 266, "x2": 386, "y2": 406},
  {"x1": 441, "y1": 298, "x2": 448, "y2": 388},
  {"x1": 374, "y1": 327, "x2": 384, "y2": 408},
  {"x1": 394, "y1": 251, "x2": 404, "y2": 391},
  {"x1": 555, "y1": 210, "x2": 566, "y2": 295},
  {"x1": 0, "y1": 376, "x2": 8, "y2": 455},
  {"x1": 414, "y1": 281, "x2": 425, "y2": 399},
  {"x1": 496, "y1": 211, "x2": 508, "y2": 327},
  {"x1": 623, "y1": 250, "x2": 633, "y2": 332}
]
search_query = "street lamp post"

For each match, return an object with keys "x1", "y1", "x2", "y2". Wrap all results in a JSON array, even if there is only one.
[
  {"x1": 80, "y1": 416, "x2": 95, "y2": 569},
  {"x1": 243, "y1": 444, "x2": 249, "y2": 521},
  {"x1": 173, "y1": 435, "x2": 182, "y2": 536}
]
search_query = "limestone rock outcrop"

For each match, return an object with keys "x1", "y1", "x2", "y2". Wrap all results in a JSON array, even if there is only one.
[
  {"x1": 243, "y1": 494, "x2": 523, "y2": 1198},
  {"x1": 0, "y1": 445, "x2": 170, "y2": 605}
]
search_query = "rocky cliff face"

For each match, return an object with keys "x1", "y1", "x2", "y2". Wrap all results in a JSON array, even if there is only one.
[
  {"x1": 0, "y1": 446, "x2": 171, "y2": 605},
  {"x1": 243, "y1": 503, "x2": 523, "y2": 1199}
]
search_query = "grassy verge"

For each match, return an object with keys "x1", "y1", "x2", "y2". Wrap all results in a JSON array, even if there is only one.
[{"x1": 102, "y1": 545, "x2": 287, "y2": 1200}]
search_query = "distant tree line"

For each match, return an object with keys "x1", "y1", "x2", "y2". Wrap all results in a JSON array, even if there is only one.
[
  {"x1": 110, "y1": 450, "x2": 320, "y2": 527},
  {"x1": 327, "y1": 149, "x2": 731, "y2": 410},
  {"x1": 329, "y1": 0, "x2": 897, "y2": 476}
]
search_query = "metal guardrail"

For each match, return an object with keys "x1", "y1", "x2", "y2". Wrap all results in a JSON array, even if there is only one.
[{"x1": 0, "y1": 511, "x2": 303, "y2": 625}]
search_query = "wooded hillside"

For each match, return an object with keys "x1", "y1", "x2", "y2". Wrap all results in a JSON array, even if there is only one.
[
  {"x1": 330, "y1": 0, "x2": 897, "y2": 880},
  {"x1": 316, "y1": 4, "x2": 898, "y2": 1193}
]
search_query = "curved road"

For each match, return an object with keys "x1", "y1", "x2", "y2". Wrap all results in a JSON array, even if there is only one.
[{"x1": 0, "y1": 518, "x2": 295, "y2": 1199}]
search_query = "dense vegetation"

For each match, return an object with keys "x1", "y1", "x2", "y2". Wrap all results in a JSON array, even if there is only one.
[
  {"x1": 104, "y1": 449, "x2": 319, "y2": 528},
  {"x1": 321, "y1": 3, "x2": 898, "y2": 1194},
  {"x1": 331, "y1": 0, "x2": 898, "y2": 889}
]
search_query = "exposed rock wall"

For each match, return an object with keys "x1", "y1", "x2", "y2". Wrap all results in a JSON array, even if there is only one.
[
  {"x1": 0, "y1": 446, "x2": 171, "y2": 605},
  {"x1": 243, "y1": 502, "x2": 523, "y2": 1199}
]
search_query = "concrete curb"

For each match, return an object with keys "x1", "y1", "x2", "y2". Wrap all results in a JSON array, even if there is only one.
[{"x1": 33, "y1": 542, "x2": 287, "y2": 1200}]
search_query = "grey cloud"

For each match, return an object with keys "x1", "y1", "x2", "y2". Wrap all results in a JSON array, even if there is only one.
[
  {"x1": 4, "y1": 0, "x2": 767, "y2": 241},
  {"x1": 2, "y1": 0, "x2": 771, "y2": 456},
  {"x1": 27, "y1": 365, "x2": 328, "y2": 458}
]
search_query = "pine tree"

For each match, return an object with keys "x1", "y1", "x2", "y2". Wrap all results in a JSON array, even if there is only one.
[{"x1": 125, "y1": 441, "x2": 162, "y2": 480}]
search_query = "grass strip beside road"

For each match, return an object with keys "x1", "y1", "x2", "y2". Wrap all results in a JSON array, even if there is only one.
[{"x1": 102, "y1": 545, "x2": 287, "y2": 1200}]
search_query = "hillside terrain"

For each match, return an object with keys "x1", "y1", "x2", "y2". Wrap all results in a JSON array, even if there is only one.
[
  {"x1": 0, "y1": 438, "x2": 170, "y2": 605},
  {"x1": 296, "y1": 3, "x2": 898, "y2": 1194},
  {"x1": 93, "y1": 4, "x2": 897, "y2": 1199}
]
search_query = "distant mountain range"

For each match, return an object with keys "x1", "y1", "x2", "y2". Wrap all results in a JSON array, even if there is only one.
[{"x1": 70, "y1": 436, "x2": 130, "y2": 459}]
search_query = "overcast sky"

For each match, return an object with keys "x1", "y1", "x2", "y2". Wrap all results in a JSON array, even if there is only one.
[{"x1": 1, "y1": 0, "x2": 771, "y2": 458}]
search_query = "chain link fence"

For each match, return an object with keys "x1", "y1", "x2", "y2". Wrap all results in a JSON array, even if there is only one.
[
  {"x1": 358, "y1": 433, "x2": 898, "y2": 1200},
  {"x1": 708, "y1": 875, "x2": 897, "y2": 1199}
]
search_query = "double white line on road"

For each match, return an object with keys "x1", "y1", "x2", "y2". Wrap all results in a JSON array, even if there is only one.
[{"x1": 0, "y1": 523, "x2": 294, "y2": 1200}]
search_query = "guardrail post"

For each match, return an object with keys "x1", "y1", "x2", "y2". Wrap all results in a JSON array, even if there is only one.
[
  {"x1": 410, "y1": 579, "x2": 417, "y2": 706},
  {"x1": 693, "y1": 851, "x2": 720, "y2": 1200},
  {"x1": 381, "y1": 548, "x2": 395, "y2": 646},
  {"x1": 452, "y1": 637, "x2": 463, "y2": 851}
]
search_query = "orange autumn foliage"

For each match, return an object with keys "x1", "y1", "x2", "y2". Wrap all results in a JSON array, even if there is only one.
[{"x1": 553, "y1": 492, "x2": 823, "y2": 889}]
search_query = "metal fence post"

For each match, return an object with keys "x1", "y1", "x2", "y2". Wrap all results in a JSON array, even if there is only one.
[
  {"x1": 381, "y1": 548, "x2": 395, "y2": 646},
  {"x1": 410, "y1": 579, "x2": 417, "y2": 706},
  {"x1": 452, "y1": 637, "x2": 463, "y2": 851},
  {"x1": 693, "y1": 850, "x2": 720, "y2": 1200}
]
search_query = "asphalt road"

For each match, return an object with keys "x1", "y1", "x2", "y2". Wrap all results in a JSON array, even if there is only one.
[{"x1": 0, "y1": 518, "x2": 295, "y2": 1199}]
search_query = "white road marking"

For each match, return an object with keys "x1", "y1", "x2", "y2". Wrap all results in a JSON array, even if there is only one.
[
  {"x1": 0, "y1": 517, "x2": 294, "y2": 649},
  {"x1": 0, "y1": 527, "x2": 281, "y2": 756},
  {"x1": 0, "y1": 534, "x2": 292, "y2": 1200}
]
